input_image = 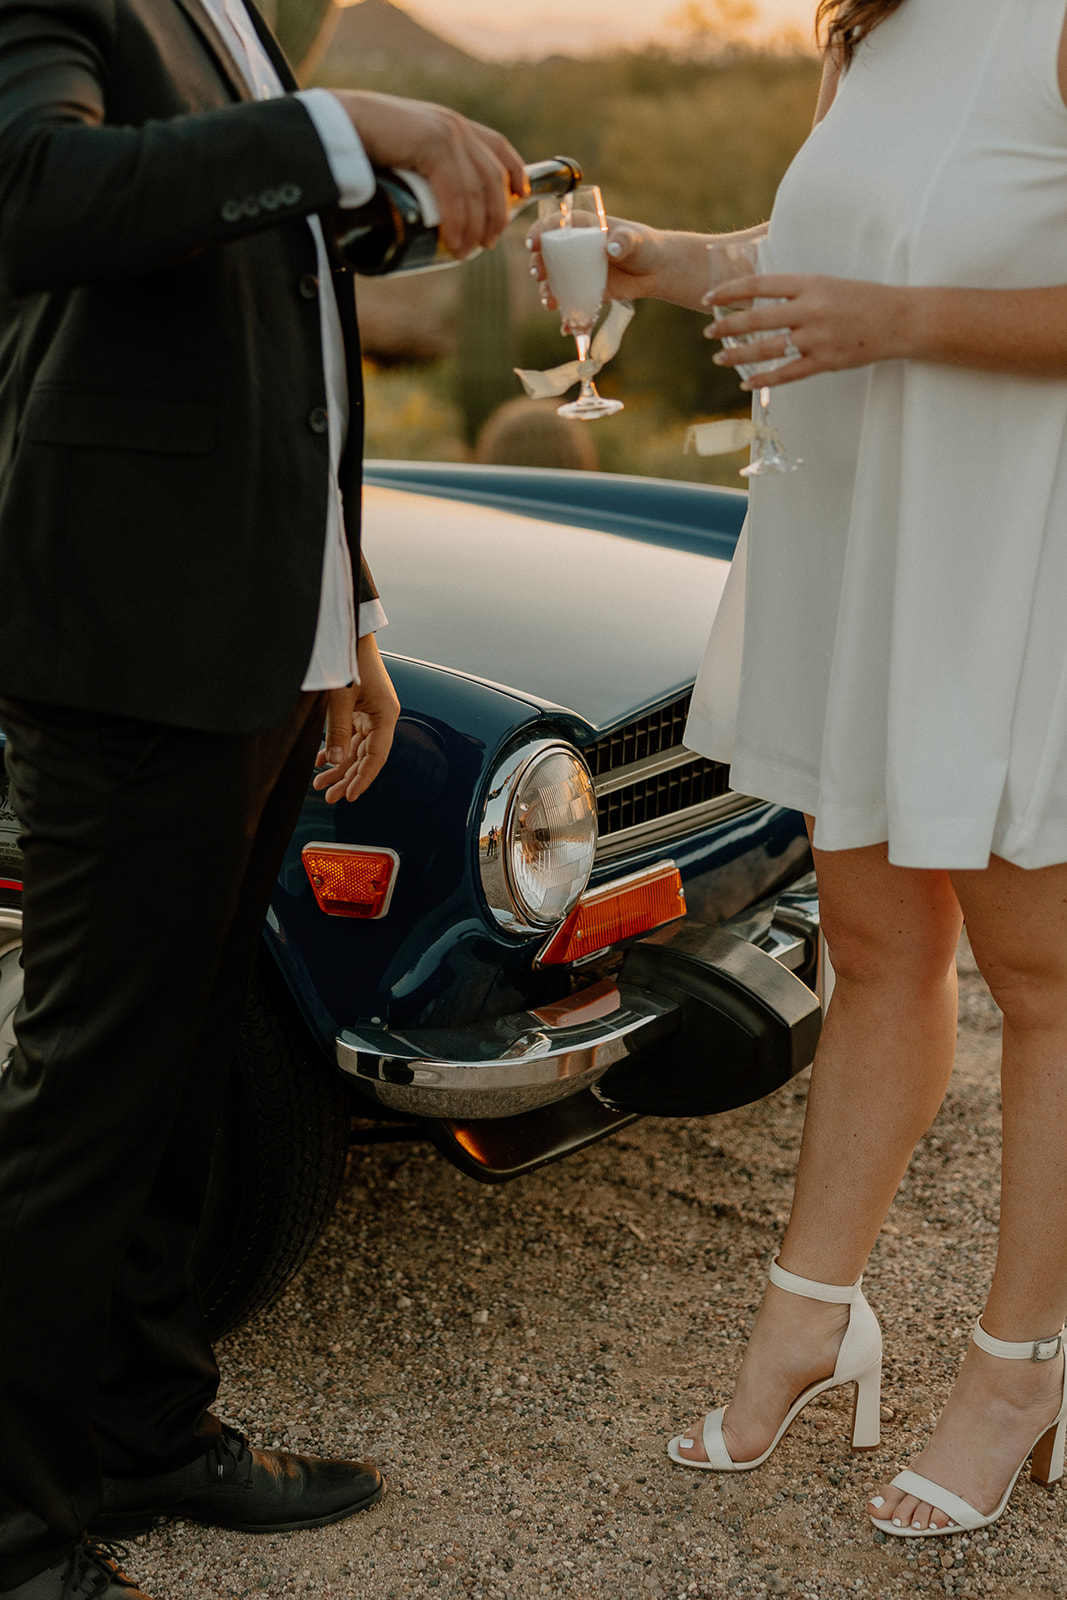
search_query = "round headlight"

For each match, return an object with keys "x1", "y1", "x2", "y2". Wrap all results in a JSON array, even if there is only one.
[{"x1": 480, "y1": 741, "x2": 598, "y2": 935}]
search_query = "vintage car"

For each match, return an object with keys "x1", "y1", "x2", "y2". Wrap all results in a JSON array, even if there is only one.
[{"x1": 0, "y1": 461, "x2": 824, "y2": 1337}]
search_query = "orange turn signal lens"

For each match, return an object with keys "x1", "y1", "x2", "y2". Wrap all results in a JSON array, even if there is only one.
[
  {"x1": 302, "y1": 843, "x2": 399, "y2": 919},
  {"x1": 537, "y1": 861, "x2": 685, "y2": 966}
]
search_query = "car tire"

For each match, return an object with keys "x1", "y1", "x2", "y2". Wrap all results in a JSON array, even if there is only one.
[
  {"x1": 193, "y1": 953, "x2": 352, "y2": 1340},
  {"x1": 0, "y1": 879, "x2": 350, "y2": 1341}
]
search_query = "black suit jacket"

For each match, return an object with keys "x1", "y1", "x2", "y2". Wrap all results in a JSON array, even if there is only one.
[{"x1": 0, "y1": 0, "x2": 376, "y2": 733}]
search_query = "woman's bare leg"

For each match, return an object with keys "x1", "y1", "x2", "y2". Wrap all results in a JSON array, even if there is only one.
[
  {"x1": 871, "y1": 855, "x2": 1067, "y2": 1531},
  {"x1": 677, "y1": 832, "x2": 963, "y2": 1464}
]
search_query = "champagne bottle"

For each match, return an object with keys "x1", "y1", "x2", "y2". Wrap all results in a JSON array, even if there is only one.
[{"x1": 334, "y1": 156, "x2": 583, "y2": 277}]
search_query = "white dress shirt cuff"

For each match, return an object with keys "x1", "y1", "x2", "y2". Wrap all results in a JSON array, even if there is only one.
[
  {"x1": 359, "y1": 598, "x2": 388, "y2": 638},
  {"x1": 296, "y1": 88, "x2": 378, "y2": 208}
]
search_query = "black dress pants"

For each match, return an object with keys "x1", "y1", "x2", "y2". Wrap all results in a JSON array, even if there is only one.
[{"x1": 0, "y1": 690, "x2": 327, "y2": 1588}]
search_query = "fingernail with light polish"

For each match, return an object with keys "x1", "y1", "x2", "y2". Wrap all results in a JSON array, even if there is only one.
[{"x1": 606, "y1": 241, "x2": 622, "y2": 257}]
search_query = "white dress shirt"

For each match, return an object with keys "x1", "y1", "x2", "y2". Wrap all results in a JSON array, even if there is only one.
[{"x1": 199, "y1": 0, "x2": 387, "y2": 689}]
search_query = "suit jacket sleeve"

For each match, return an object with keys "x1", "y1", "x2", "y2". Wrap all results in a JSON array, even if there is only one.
[{"x1": 0, "y1": 0, "x2": 341, "y2": 293}]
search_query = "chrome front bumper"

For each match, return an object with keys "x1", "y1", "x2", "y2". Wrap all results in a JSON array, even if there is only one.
[{"x1": 337, "y1": 873, "x2": 823, "y2": 1120}]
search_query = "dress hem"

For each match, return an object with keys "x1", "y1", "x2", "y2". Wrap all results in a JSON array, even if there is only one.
[{"x1": 727, "y1": 754, "x2": 1067, "y2": 872}]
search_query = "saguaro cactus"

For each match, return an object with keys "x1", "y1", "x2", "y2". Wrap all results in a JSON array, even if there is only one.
[{"x1": 457, "y1": 244, "x2": 517, "y2": 451}]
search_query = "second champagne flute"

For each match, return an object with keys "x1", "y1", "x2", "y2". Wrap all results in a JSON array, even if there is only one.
[
  {"x1": 707, "y1": 239, "x2": 801, "y2": 475},
  {"x1": 538, "y1": 185, "x2": 623, "y2": 420}
]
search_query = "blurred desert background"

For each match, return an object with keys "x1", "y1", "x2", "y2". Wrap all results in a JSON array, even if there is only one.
[{"x1": 266, "y1": 0, "x2": 824, "y2": 482}]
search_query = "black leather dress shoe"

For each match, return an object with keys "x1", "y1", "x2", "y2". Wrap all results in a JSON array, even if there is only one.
[
  {"x1": 92, "y1": 1425, "x2": 384, "y2": 1537},
  {"x1": 0, "y1": 1539, "x2": 153, "y2": 1600}
]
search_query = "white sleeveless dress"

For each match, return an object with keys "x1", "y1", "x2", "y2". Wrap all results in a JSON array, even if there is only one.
[{"x1": 684, "y1": 0, "x2": 1067, "y2": 870}]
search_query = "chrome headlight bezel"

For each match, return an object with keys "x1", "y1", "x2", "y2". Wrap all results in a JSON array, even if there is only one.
[{"x1": 478, "y1": 738, "x2": 598, "y2": 937}]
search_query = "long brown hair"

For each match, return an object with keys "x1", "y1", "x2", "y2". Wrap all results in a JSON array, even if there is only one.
[{"x1": 815, "y1": 0, "x2": 906, "y2": 66}]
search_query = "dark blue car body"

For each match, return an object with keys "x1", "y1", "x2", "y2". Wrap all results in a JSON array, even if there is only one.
[{"x1": 0, "y1": 462, "x2": 822, "y2": 1333}]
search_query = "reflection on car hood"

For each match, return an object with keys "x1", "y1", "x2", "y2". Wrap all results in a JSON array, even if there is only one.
[{"x1": 361, "y1": 485, "x2": 734, "y2": 733}]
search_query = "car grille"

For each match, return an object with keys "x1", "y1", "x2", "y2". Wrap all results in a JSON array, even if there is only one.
[
  {"x1": 586, "y1": 694, "x2": 754, "y2": 862},
  {"x1": 585, "y1": 698, "x2": 694, "y2": 778},
  {"x1": 0, "y1": 756, "x2": 23, "y2": 897}
]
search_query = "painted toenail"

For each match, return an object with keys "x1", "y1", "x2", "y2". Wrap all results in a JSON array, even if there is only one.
[
  {"x1": 892, "y1": 1519, "x2": 902, "y2": 1527},
  {"x1": 680, "y1": 1438, "x2": 694, "y2": 1448},
  {"x1": 911, "y1": 1520, "x2": 923, "y2": 1528},
  {"x1": 869, "y1": 1497, "x2": 885, "y2": 1509}
]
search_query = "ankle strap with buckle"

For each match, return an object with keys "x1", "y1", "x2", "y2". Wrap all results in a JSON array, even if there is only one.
[
  {"x1": 972, "y1": 1316, "x2": 1064, "y2": 1363},
  {"x1": 768, "y1": 1255, "x2": 860, "y2": 1304}
]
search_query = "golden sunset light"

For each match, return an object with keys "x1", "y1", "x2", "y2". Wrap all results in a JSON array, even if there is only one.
[{"x1": 357, "y1": 0, "x2": 820, "y2": 59}]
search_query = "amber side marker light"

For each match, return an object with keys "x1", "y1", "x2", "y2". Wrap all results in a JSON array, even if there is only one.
[
  {"x1": 538, "y1": 860, "x2": 686, "y2": 967},
  {"x1": 302, "y1": 843, "x2": 399, "y2": 919}
]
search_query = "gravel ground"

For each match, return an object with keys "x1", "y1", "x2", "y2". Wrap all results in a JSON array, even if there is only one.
[{"x1": 125, "y1": 940, "x2": 1066, "y2": 1600}]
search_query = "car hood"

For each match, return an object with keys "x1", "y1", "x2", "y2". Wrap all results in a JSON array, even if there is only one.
[{"x1": 361, "y1": 483, "x2": 736, "y2": 733}]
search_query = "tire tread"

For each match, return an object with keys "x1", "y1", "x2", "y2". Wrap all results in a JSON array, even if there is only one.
[{"x1": 196, "y1": 955, "x2": 351, "y2": 1339}]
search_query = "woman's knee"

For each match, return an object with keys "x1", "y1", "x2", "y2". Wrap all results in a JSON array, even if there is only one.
[
  {"x1": 969, "y1": 950, "x2": 1067, "y2": 1035},
  {"x1": 823, "y1": 911, "x2": 960, "y2": 988},
  {"x1": 954, "y1": 857, "x2": 1067, "y2": 1034},
  {"x1": 815, "y1": 849, "x2": 961, "y2": 987}
]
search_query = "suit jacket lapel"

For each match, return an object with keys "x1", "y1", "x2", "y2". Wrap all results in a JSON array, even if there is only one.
[
  {"x1": 243, "y1": 0, "x2": 300, "y2": 91},
  {"x1": 171, "y1": 0, "x2": 255, "y2": 102}
]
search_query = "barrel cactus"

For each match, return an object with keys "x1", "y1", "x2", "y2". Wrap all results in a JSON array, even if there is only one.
[{"x1": 475, "y1": 398, "x2": 598, "y2": 472}]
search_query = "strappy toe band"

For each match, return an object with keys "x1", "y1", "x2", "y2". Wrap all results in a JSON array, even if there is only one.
[{"x1": 870, "y1": 1316, "x2": 1067, "y2": 1540}]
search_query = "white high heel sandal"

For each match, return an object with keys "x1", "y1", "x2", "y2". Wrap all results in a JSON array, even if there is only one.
[
  {"x1": 667, "y1": 1255, "x2": 883, "y2": 1472},
  {"x1": 869, "y1": 1317, "x2": 1067, "y2": 1538}
]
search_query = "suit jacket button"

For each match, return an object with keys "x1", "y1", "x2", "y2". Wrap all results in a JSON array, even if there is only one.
[
  {"x1": 220, "y1": 199, "x2": 242, "y2": 222},
  {"x1": 279, "y1": 183, "x2": 302, "y2": 206},
  {"x1": 308, "y1": 407, "x2": 329, "y2": 434},
  {"x1": 241, "y1": 195, "x2": 261, "y2": 217},
  {"x1": 299, "y1": 273, "x2": 319, "y2": 299},
  {"x1": 260, "y1": 188, "x2": 281, "y2": 211}
]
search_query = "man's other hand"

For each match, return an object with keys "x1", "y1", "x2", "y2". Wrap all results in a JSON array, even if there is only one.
[
  {"x1": 330, "y1": 91, "x2": 526, "y2": 262},
  {"x1": 312, "y1": 635, "x2": 401, "y2": 805}
]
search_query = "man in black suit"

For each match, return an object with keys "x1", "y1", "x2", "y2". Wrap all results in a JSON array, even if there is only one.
[{"x1": 0, "y1": 1, "x2": 525, "y2": 1596}]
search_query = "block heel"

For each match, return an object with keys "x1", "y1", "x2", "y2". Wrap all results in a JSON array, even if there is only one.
[
  {"x1": 667, "y1": 1255, "x2": 882, "y2": 1473},
  {"x1": 1030, "y1": 1406, "x2": 1067, "y2": 1488},
  {"x1": 851, "y1": 1359, "x2": 883, "y2": 1451}
]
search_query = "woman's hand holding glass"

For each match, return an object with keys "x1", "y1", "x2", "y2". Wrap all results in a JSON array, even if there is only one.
[{"x1": 536, "y1": 185, "x2": 623, "y2": 420}]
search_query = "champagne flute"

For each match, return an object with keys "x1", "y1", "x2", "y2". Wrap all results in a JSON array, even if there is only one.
[
  {"x1": 707, "y1": 239, "x2": 801, "y2": 475},
  {"x1": 538, "y1": 186, "x2": 623, "y2": 420}
]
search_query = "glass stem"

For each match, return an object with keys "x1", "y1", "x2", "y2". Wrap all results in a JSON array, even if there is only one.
[{"x1": 574, "y1": 330, "x2": 596, "y2": 400}]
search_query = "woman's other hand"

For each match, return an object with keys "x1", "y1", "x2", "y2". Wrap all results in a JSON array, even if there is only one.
[{"x1": 706, "y1": 272, "x2": 910, "y2": 387}]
